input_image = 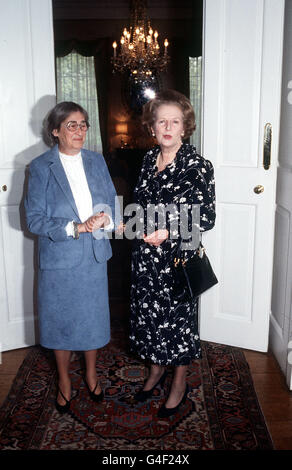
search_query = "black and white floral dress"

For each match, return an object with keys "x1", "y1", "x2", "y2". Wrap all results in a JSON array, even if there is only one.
[{"x1": 129, "y1": 143, "x2": 216, "y2": 366}]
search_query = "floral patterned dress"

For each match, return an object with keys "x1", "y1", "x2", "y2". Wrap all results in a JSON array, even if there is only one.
[{"x1": 129, "y1": 143, "x2": 216, "y2": 366}]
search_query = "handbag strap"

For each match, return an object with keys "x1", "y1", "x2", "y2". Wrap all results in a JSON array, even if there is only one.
[{"x1": 175, "y1": 236, "x2": 203, "y2": 263}]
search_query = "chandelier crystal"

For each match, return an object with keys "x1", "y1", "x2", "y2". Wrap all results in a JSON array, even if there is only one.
[{"x1": 112, "y1": 0, "x2": 170, "y2": 78}]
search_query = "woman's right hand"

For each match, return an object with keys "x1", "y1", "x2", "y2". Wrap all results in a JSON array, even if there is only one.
[
  {"x1": 78, "y1": 213, "x2": 110, "y2": 233},
  {"x1": 143, "y1": 229, "x2": 169, "y2": 246}
]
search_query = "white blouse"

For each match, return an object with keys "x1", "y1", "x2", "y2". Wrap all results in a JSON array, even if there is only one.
[
  {"x1": 60, "y1": 151, "x2": 93, "y2": 226},
  {"x1": 59, "y1": 151, "x2": 113, "y2": 236}
]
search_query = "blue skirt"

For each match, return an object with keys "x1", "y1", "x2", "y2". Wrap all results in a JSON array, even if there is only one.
[{"x1": 37, "y1": 236, "x2": 110, "y2": 351}]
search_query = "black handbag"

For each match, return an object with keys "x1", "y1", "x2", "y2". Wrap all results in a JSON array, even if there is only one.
[{"x1": 173, "y1": 241, "x2": 218, "y2": 300}]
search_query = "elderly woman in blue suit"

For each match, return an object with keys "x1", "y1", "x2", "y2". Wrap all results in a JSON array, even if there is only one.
[{"x1": 25, "y1": 101, "x2": 119, "y2": 413}]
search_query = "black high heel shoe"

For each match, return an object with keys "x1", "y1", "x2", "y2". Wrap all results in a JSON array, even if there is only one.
[
  {"x1": 55, "y1": 387, "x2": 71, "y2": 414},
  {"x1": 157, "y1": 384, "x2": 189, "y2": 418},
  {"x1": 134, "y1": 370, "x2": 168, "y2": 402},
  {"x1": 84, "y1": 378, "x2": 104, "y2": 403}
]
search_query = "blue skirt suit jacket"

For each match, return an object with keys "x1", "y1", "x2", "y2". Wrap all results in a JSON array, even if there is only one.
[{"x1": 24, "y1": 145, "x2": 119, "y2": 350}]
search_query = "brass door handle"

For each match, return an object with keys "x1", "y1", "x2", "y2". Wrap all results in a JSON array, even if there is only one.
[
  {"x1": 254, "y1": 185, "x2": 264, "y2": 194},
  {"x1": 1, "y1": 185, "x2": 7, "y2": 192},
  {"x1": 263, "y1": 123, "x2": 272, "y2": 170}
]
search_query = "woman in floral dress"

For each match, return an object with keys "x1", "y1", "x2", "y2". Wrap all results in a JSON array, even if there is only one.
[{"x1": 128, "y1": 90, "x2": 216, "y2": 418}]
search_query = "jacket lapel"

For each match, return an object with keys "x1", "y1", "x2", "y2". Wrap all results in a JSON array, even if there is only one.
[
  {"x1": 82, "y1": 150, "x2": 100, "y2": 207},
  {"x1": 48, "y1": 146, "x2": 80, "y2": 220}
]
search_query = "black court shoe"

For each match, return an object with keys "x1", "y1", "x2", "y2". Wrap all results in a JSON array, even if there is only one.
[
  {"x1": 84, "y1": 378, "x2": 104, "y2": 403},
  {"x1": 134, "y1": 370, "x2": 168, "y2": 402},
  {"x1": 157, "y1": 384, "x2": 189, "y2": 418},
  {"x1": 55, "y1": 387, "x2": 71, "y2": 414}
]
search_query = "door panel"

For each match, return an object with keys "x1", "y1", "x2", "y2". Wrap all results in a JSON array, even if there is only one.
[
  {"x1": 269, "y1": 0, "x2": 292, "y2": 389},
  {"x1": 218, "y1": 203, "x2": 255, "y2": 322},
  {"x1": 200, "y1": 0, "x2": 285, "y2": 351}
]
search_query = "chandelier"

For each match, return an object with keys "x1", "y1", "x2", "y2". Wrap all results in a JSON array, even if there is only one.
[{"x1": 112, "y1": 0, "x2": 170, "y2": 78}]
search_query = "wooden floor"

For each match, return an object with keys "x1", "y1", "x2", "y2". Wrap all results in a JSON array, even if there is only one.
[{"x1": 1, "y1": 346, "x2": 292, "y2": 450}]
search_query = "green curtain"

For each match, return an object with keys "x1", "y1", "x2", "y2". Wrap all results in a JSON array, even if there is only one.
[{"x1": 55, "y1": 39, "x2": 111, "y2": 154}]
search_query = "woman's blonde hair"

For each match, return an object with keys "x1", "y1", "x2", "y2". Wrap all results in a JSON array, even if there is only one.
[{"x1": 142, "y1": 89, "x2": 196, "y2": 139}]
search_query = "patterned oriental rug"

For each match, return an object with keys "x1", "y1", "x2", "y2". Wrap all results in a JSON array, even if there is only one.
[{"x1": 0, "y1": 329, "x2": 273, "y2": 450}]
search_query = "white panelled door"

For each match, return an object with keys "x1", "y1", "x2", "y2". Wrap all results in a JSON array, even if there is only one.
[
  {"x1": 0, "y1": 0, "x2": 56, "y2": 351},
  {"x1": 200, "y1": 0, "x2": 285, "y2": 351}
]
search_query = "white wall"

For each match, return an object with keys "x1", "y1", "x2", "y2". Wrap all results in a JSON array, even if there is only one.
[
  {"x1": 0, "y1": 0, "x2": 56, "y2": 165},
  {"x1": 269, "y1": 0, "x2": 292, "y2": 388}
]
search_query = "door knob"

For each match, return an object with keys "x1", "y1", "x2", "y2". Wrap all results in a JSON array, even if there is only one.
[
  {"x1": 254, "y1": 185, "x2": 264, "y2": 194},
  {"x1": 2, "y1": 185, "x2": 7, "y2": 192}
]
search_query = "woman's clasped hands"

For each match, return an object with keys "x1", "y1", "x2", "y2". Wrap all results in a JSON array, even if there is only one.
[{"x1": 79, "y1": 212, "x2": 110, "y2": 233}]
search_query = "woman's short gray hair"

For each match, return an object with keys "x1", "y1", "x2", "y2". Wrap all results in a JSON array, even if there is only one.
[{"x1": 42, "y1": 101, "x2": 89, "y2": 147}]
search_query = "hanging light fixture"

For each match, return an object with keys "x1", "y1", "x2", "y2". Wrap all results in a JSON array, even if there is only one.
[{"x1": 112, "y1": 0, "x2": 170, "y2": 78}]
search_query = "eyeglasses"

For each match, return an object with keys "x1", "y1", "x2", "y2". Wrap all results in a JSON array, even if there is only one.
[{"x1": 65, "y1": 121, "x2": 90, "y2": 132}]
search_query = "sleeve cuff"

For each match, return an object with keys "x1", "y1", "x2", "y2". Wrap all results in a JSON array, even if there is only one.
[{"x1": 65, "y1": 221, "x2": 74, "y2": 237}]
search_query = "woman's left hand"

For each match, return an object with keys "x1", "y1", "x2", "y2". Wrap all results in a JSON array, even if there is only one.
[{"x1": 143, "y1": 229, "x2": 169, "y2": 246}]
